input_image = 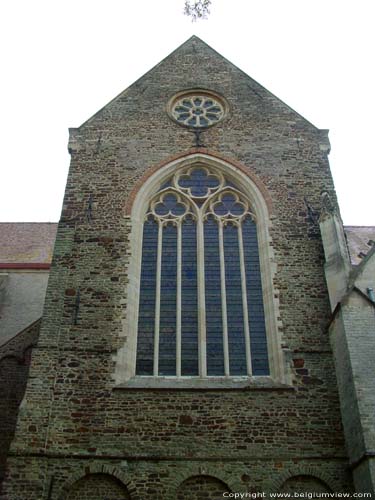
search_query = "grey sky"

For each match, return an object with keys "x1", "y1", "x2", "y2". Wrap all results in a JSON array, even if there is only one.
[{"x1": 1, "y1": 0, "x2": 373, "y2": 225}]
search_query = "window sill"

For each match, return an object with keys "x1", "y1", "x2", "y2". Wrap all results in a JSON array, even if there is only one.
[{"x1": 114, "y1": 376, "x2": 294, "y2": 391}]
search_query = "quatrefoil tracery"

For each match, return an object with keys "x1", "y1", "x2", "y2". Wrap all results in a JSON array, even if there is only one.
[
  {"x1": 146, "y1": 167, "x2": 256, "y2": 225},
  {"x1": 175, "y1": 166, "x2": 223, "y2": 199}
]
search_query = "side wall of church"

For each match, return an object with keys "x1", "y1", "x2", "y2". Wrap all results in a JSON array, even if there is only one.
[
  {"x1": 1, "y1": 38, "x2": 353, "y2": 498},
  {"x1": 329, "y1": 289, "x2": 375, "y2": 496},
  {"x1": 0, "y1": 320, "x2": 39, "y2": 493}
]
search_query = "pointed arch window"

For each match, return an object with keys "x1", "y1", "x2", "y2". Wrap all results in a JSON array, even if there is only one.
[{"x1": 135, "y1": 165, "x2": 270, "y2": 378}]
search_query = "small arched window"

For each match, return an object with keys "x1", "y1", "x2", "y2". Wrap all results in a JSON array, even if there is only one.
[{"x1": 136, "y1": 164, "x2": 269, "y2": 378}]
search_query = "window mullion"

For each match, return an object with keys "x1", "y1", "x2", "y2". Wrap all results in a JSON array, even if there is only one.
[
  {"x1": 218, "y1": 220, "x2": 230, "y2": 377},
  {"x1": 197, "y1": 216, "x2": 207, "y2": 377},
  {"x1": 153, "y1": 221, "x2": 163, "y2": 376},
  {"x1": 238, "y1": 222, "x2": 253, "y2": 376},
  {"x1": 176, "y1": 221, "x2": 182, "y2": 377}
]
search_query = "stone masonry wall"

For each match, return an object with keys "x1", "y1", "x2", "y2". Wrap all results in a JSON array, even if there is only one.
[
  {"x1": 0, "y1": 319, "x2": 40, "y2": 492},
  {"x1": 2, "y1": 37, "x2": 352, "y2": 498},
  {"x1": 329, "y1": 290, "x2": 375, "y2": 495}
]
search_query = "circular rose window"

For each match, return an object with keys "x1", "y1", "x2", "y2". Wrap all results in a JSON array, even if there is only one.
[{"x1": 168, "y1": 91, "x2": 227, "y2": 128}]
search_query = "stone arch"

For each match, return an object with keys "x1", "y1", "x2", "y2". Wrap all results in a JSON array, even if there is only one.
[
  {"x1": 168, "y1": 465, "x2": 245, "y2": 499},
  {"x1": 115, "y1": 151, "x2": 287, "y2": 385},
  {"x1": 269, "y1": 466, "x2": 340, "y2": 494},
  {"x1": 123, "y1": 149, "x2": 274, "y2": 217},
  {"x1": 58, "y1": 464, "x2": 139, "y2": 500},
  {"x1": 176, "y1": 475, "x2": 232, "y2": 500}
]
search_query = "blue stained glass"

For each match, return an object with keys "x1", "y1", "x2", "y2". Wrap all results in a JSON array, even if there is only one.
[
  {"x1": 242, "y1": 217, "x2": 270, "y2": 375},
  {"x1": 206, "y1": 106, "x2": 221, "y2": 113},
  {"x1": 137, "y1": 170, "x2": 269, "y2": 379},
  {"x1": 175, "y1": 106, "x2": 189, "y2": 113},
  {"x1": 155, "y1": 203, "x2": 169, "y2": 216},
  {"x1": 136, "y1": 219, "x2": 158, "y2": 375},
  {"x1": 214, "y1": 193, "x2": 245, "y2": 217},
  {"x1": 204, "y1": 218, "x2": 225, "y2": 376},
  {"x1": 159, "y1": 224, "x2": 177, "y2": 375},
  {"x1": 223, "y1": 224, "x2": 247, "y2": 375},
  {"x1": 160, "y1": 180, "x2": 172, "y2": 189},
  {"x1": 221, "y1": 193, "x2": 236, "y2": 205},
  {"x1": 177, "y1": 113, "x2": 190, "y2": 121},
  {"x1": 178, "y1": 169, "x2": 220, "y2": 197},
  {"x1": 155, "y1": 193, "x2": 186, "y2": 217},
  {"x1": 213, "y1": 202, "x2": 227, "y2": 216},
  {"x1": 181, "y1": 220, "x2": 199, "y2": 375},
  {"x1": 230, "y1": 203, "x2": 245, "y2": 216}
]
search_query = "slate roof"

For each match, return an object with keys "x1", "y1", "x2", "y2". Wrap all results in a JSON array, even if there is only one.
[{"x1": 0, "y1": 223, "x2": 57, "y2": 265}]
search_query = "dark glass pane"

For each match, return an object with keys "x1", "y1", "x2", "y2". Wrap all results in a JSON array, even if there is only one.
[
  {"x1": 160, "y1": 180, "x2": 172, "y2": 189},
  {"x1": 175, "y1": 106, "x2": 189, "y2": 113},
  {"x1": 206, "y1": 106, "x2": 222, "y2": 113},
  {"x1": 204, "y1": 218, "x2": 225, "y2": 375},
  {"x1": 136, "y1": 219, "x2": 158, "y2": 375},
  {"x1": 154, "y1": 193, "x2": 186, "y2": 218},
  {"x1": 177, "y1": 113, "x2": 190, "y2": 121},
  {"x1": 199, "y1": 117, "x2": 208, "y2": 127},
  {"x1": 159, "y1": 224, "x2": 177, "y2": 375},
  {"x1": 242, "y1": 217, "x2": 269, "y2": 375},
  {"x1": 178, "y1": 168, "x2": 220, "y2": 197},
  {"x1": 181, "y1": 219, "x2": 199, "y2": 375},
  {"x1": 230, "y1": 202, "x2": 245, "y2": 216},
  {"x1": 213, "y1": 202, "x2": 227, "y2": 216},
  {"x1": 215, "y1": 192, "x2": 245, "y2": 216},
  {"x1": 182, "y1": 99, "x2": 193, "y2": 108},
  {"x1": 187, "y1": 117, "x2": 197, "y2": 126},
  {"x1": 222, "y1": 193, "x2": 236, "y2": 206},
  {"x1": 193, "y1": 97, "x2": 202, "y2": 106},
  {"x1": 203, "y1": 99, "x2": 214, "y2": 108},
  {"x1": 223, "y1": 224, "x2": 247, "y2": 375},
  {"x1": 154, "y1": 202, "x2": 168, "y2": 216},
  {"x1": 206, "y1": 113, "x2": 219, "y2": 121}
]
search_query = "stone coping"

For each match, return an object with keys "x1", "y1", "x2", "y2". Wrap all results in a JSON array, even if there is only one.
[{"x1": 114, "y1": 376, "x2": 294, "y2": 391}]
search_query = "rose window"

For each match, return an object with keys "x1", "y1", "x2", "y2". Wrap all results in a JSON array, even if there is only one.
[{"x1": 169, "y1": 93, "x2": 226, "y2": 128}]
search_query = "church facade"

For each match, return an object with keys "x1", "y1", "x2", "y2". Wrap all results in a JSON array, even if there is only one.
[{"x1": 1, "y1": 37, "x2": 374, "y2": 499}]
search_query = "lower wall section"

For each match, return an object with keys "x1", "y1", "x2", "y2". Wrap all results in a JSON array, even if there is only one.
[
  {"x1": 353, "y1": 457, "x2": 375, "y2": 498},
  {"x1": 1, "y1": 456, "x2": 354, "y2": 500}
]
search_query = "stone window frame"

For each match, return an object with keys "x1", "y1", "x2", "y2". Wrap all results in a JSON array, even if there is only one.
[
  {"x1": 167, "y1": 89, "x2": 229, "y2": 129},
  {"x1": 114, "y1": 153, "x2": 288, "y2": 389}
]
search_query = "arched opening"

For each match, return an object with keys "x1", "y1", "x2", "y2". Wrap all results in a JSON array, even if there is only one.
[
  {"x1": 280, "y1": 475, "x2": 332, "y2": 495},
  {"x1": 66, "y1": 473, "x2": 130, "y2": 500},
  {"x1": 115, "y1": 153, "x2": 285, "y2": 385},
  {"x1": 177, "y1": 474, "x2": 231, "y2": 500}
]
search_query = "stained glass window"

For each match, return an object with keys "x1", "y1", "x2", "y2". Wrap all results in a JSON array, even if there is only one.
[{"x1": 136, "y1": 165, "x2": 269, "y2": 377}]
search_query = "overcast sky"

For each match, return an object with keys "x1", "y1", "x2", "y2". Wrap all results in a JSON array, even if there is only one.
[{"x1": 1, "y1": 0, "x2": 374, "y2": 225}]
